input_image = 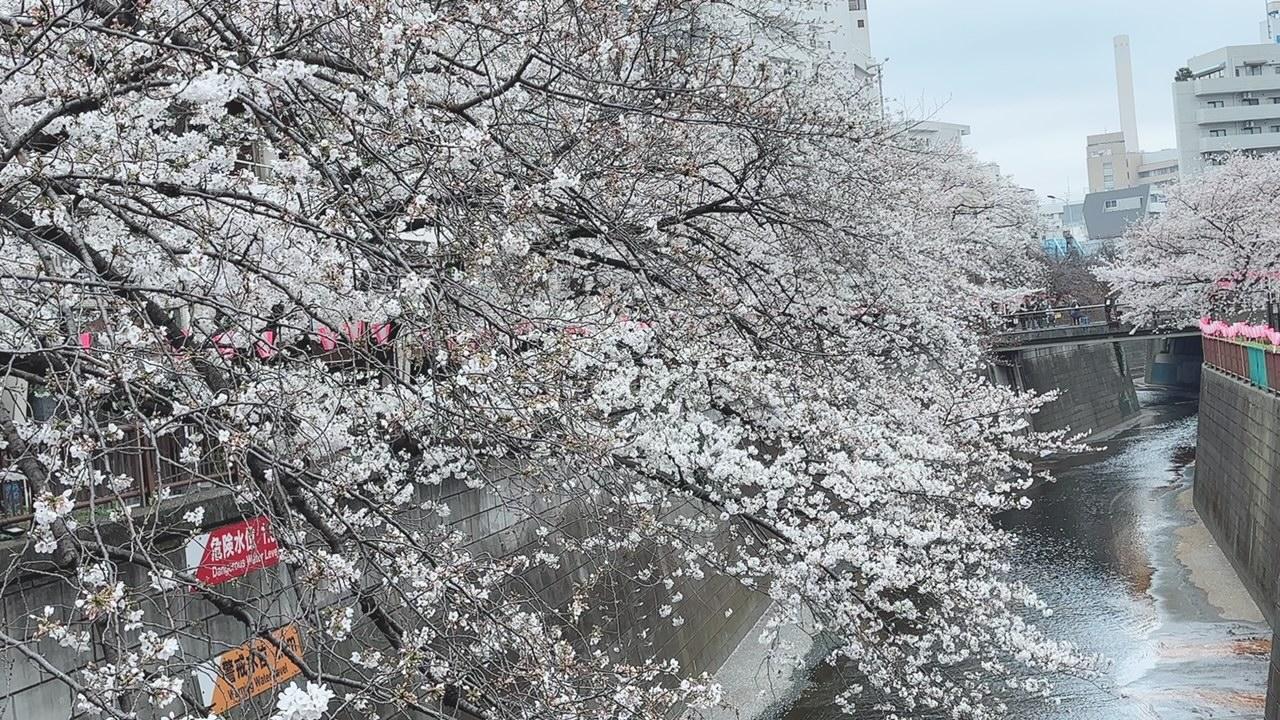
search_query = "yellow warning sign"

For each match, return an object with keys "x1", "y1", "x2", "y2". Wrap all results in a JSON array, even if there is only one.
[{"x1": 196, "y1": 624, "x2": 304, "y2": 713}]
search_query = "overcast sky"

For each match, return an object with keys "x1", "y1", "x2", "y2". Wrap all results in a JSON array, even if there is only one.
[{"x1": 869, "y1": 0, "x2": 1270, "y2": 201}]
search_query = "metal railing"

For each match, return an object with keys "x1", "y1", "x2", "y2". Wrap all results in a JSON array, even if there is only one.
[
  {"x1": 1204, "y1": 335, "x2": 1280, "y2": 393},
  {"x1": 998, "y1": 303, "x2": 1119, "y2": 333},
  {"x1": 0, "y1": 425, "x2": 232, "y2": 530},
  {"x1": 996, "y1": 304, "x2": 1191, "y2": 339}
]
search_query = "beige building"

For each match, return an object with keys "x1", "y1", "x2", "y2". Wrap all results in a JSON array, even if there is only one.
[
  {"x1": 1086, "y1": 132, "x2": 1140, "y2": 192},
  {"x1": 1088, "y1": 134, "x2": 1181, "y2": 193}
]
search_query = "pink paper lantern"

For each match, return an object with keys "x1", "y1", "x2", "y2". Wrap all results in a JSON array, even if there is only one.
[
  {"x1": 212, "y1": 332, "x2": 237, "y2": 360},
  {"x1": 255, "y1": 330, "x2": 278, "y2": 359},
  {"x1": 318, "y1": 326, "x2": 338, "y2": 352}
]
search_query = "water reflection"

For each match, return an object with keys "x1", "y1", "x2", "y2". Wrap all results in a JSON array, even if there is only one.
[{"x1": 777, "y1": 392, "x2": 1271, "y2": 719}]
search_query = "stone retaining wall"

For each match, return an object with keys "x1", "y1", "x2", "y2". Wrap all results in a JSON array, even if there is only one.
[
  {"x1": 1194, "y1": 367, "x2": 1280, "y2": 718},
  {"x1": 0, "y1": 479, "x2": 770, "y2": 720},
  {"x1": 1004, "y1": 342, "x2": 1141, "y2": 435}
]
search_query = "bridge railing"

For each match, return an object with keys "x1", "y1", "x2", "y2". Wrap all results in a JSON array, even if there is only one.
[
  {"x1": 996, "y1": 304, "x2": 1191, "y2": 340},
  {"x1": 999, "y1": 303, "x2": 1116, "y2": 334}
]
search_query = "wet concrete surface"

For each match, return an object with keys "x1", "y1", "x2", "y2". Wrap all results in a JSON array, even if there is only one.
[{"x1": 776, "y1": 390, "x2": 1272, "y2": 719}]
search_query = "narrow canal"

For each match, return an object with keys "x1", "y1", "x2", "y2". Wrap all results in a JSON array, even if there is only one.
[{"x1": 778, "y1": 390, "x2": 1273, "y2": 719}]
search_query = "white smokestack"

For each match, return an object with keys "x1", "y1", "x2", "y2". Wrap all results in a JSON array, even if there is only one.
[{"x1": 1113, "y1": 35, "x2": 1140, "y2": 153}]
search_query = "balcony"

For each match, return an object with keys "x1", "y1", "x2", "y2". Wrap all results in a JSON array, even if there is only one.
[
  {"x1": 1191, "y1": 75, "x2": 1280, "y2": 96},
  {"x1": 1199, "y1": 132, "x2": 1280, "y2": 153},
  {"x1": 0, "y1": 423, "x2": 232, "y2": 530},
  {"x1": 1197, "y1": 104, "x2": 1280, "y2": 124}
]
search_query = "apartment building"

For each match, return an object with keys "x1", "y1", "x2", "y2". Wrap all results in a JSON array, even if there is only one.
[
  {"x1": 1173, "y1": 42, "x2": 1280, "y2": 175},
  {"x1": 766, "y1": 0, "x2": 877, "y2": 86},
  {"x1": 906, "y1": 120, "x2": 971, "y2": 149}
]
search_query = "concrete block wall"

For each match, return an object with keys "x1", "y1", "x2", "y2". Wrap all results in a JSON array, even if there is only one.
[
  {"x1": 1011, "y1": 342, "x2": 1141, "y2": 435},
  {"x1": 0, "y1": 478, "x2": 771, "y2": 719},
  {"x1": 1144, "y1": 336, "x2": 1204, "y2": 390},
  {"x1": 1195, "y1": 367, "x2": 1280, "y2": 719}
]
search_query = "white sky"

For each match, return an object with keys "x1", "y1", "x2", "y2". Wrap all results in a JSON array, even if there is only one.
[{"x1": 869, "y1": 0, "x2": 1271, "y2": 200}]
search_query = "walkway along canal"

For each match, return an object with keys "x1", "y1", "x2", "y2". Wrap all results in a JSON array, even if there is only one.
[{"x1": 773, "y1": 389, "x2": 1272, "y2": 719}]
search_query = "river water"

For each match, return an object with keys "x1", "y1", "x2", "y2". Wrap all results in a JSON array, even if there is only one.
[{"x1": 776, "y1": 390, "x2": 1273, "y2": 719}]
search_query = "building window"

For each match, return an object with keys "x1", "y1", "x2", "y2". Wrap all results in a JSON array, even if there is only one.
[
  {"x1": 1104, "y1": 200, "x2": 1118, "y2": 209},
  {"x1": 1272, "y1": 97, "x2": 1280, "y2": 103},
  {"x1": 1245, "y1": 65, "x2": 1264, "y2": 76},
  {"x1": 1207, "y1": 100, "x2": 1225, "y2": 108},
  {"x1": 1271, "y1": 125, "x2": 1280, "y2": 133},
  {"x1": 1210, "y1": 129, "x2": 1228, "y2": 137},
  {"x1": 1245, "y1": 126, "x2": 1262, "y2": 134},
  {"x1": 1243, "y1": 97, "x2": 1261, "y2": 106},
  {"x1": 849, "y1": 0, "x2": 865, "y2": 10},
  {"x1": 857, "y1": 19, "x2": 865, "y2": 27}
]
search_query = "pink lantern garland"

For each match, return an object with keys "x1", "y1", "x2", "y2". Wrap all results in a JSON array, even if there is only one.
[
  {"x1": 67, "y1": 314, "x2": 659, "y2": 360},
  {"x1": 1200, "y1": 317, "x2": 1280, "y2": 349}
]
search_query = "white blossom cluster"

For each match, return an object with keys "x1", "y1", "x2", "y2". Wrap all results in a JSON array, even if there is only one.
[
  {"x1": 0, "y1": 0, "x2": 1089, "y2": 718},
  {"x1": 1103, "y1": 153, "x2": 1280, "y2": 324}
]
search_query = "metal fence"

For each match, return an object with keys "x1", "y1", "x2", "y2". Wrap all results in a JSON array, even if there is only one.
[
  {"x1": 0, "y1": 425, "x2": 232, "y2": 529},
  {"x1": 1002, "y1": 303, "x2": 1112, "y2": 332},
  {"x1": 1203, "y1": 336, "x2": 1280, "y2": 393}
]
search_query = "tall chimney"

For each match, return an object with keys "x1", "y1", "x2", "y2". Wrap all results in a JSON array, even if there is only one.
[{"x1": 1114, "y1": 35, "x2": 1140, "y2": 153}]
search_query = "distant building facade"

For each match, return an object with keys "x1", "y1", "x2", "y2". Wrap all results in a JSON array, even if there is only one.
[
  {"x1": 1038, "y1": 200, "x2": 1090, "y2": 258},
  {"x1": 1173, "y1": 42, "x2": 1280, "y2": 176},
  {"x1": 906, "y1": 120, "x2": 971, "y2": 149},
  {"x1": 1135, "y1": 148, "x2": 1180, "y2": 190},
  {"x1": 766, "y1": 0, "x2": 876, "y2": 84},
  {"x1": 1081, "y1": 184, "x2": 1164, "y2": 245},
  {"x1": 1261, "y1": 0, "x2": 1280, "y2": 45},
  {"x1": 1086, "y1": 132, "x2": 1139, "y2": 192}
]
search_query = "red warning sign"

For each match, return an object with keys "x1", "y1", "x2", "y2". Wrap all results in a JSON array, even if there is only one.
[{"x1": 185, "y1": 515, "x2": 279, "y2": 586}]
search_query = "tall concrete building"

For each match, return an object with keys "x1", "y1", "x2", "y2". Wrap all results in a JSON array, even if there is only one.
[
  {"x1": 1173, "y1": 41, "x2": 1280, "y2": 175},
  {"x1": 1086, "y1": 132, "x2": 1139, "y2": 192},
  {"x1": 1086, "y1": 36, "x2": 1181, "y2": 193},
  {"x1": 906, "y1": 120, "x2": 970, "y2": 149},
  {"x1": 1170, "y1": 3, "x2": 1280, "y2": 176},
  {"x1": 767, "y1": 0, "x2": 876, "y2": 82}
]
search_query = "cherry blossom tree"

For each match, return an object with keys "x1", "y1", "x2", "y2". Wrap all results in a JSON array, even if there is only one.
[
  {"x1": 0, "y1": 1, "x2": 1085, "y2": 719},
  {"x1": 1102, "y1": 153, "x2": 1280, "y2": 323}
]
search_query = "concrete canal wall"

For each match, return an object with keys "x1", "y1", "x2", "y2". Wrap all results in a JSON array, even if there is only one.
[
  {"x1": 997, "y1": 342, "x2": 1141, "y2": 436},
  {"x1": 0, "y1": 480, "x2": 770, "y2": 719},
  {"x1": 1194, "y1": 366, "x2": 1280, "y2": 718}
]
